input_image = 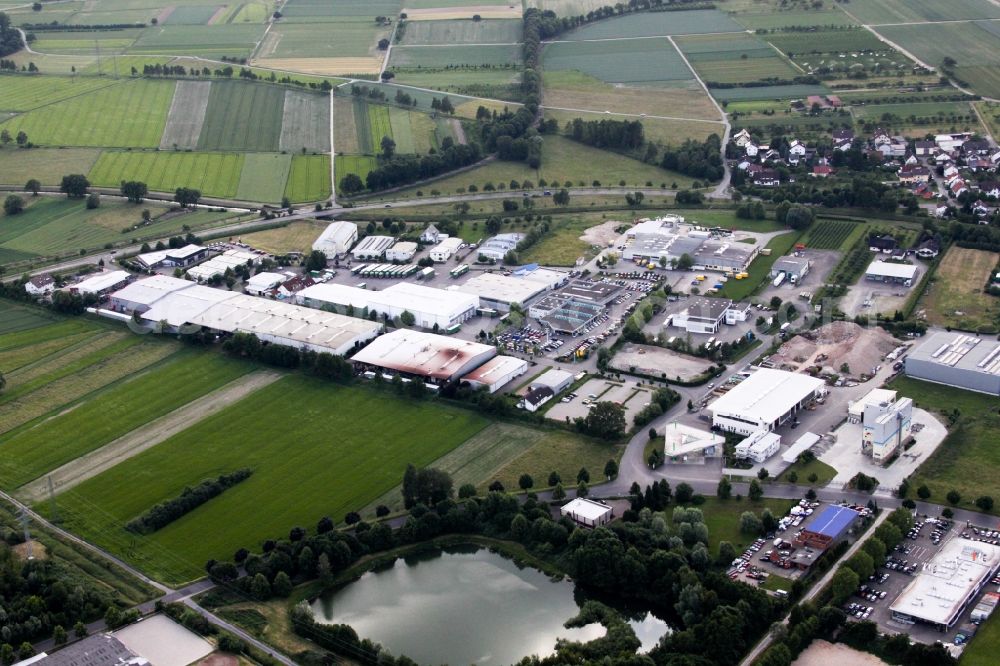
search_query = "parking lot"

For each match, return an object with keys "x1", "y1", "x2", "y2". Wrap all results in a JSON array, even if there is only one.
[{"x1": 545, "y1": 378, "x2": 652, "y2": 424}]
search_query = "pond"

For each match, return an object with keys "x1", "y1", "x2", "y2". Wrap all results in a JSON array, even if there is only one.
[{"x1": 310, "y1": 545, "x2": 670, "y2": 664}]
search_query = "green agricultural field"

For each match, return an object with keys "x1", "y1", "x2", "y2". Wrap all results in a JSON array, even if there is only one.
[
  {"x1": 891, "y1": 376, "x2": 1000, "y2": 516},
  {"x1": 0, "y1": 301, "x2": 61, "y2": 335},
  {"x1": 543, "y1": 38, "x2": 694, "y2": 85},
  {"x1": 129, "y1": 24, "x2": 265, "y2": 58},
  {"x1": 89, "y1": 151, "x2": 245, "y2": 199},
  {"x1": 264, "y1": 21, "x2": 385, "y2": 58},
  {"x1": 709, "y1": 84, "x2": 829, "y2": 102},
  {"x1": 285, "y1": 155, "x2": 331, "y2": 202},
  {"x1": 333, "y1": 95, "x2": 360, "y2": 153},
  {"x1": 54, "y1": 375, "x2": 489, "y2": 584},
  {"x1": 367, "y1": 103, "x2": 394, "y2": 150},
  {"x1": 334, "y1": 155, "x2": 376, "y2": 193},
  {"x1": 852, "y1": 100, "x2": 976, "y2": 121},
  {"x1": 676, "y1": 33, "x2": 799, "y2": 84},
  {"x1": 732, "y1": 10, "x2": 857, "y2": 30},
  {"x1": 30, "y1": 30, "x2": 142, "y2": 55},
  {"x1": 0, "y1": 337, "x2": 177, "y2": 438},
  {"x1": 281, "y1": 0, "x2": 401, "y2": 19},
  {"x1": 389, "y1": 68, "x2": 522, "y2": 101},
  {"x1": 799, "y1": 219, "x2": 859, "y2": 250},
  {"x1": 337, "y1": 83, "x2": 498, "y2": 119},
  {"x1": 162, "y1": 5, "x2": 220, "y2": 24},
  {"x1": 0, "y1": 80, "x2": 175, "y2": 148},
  {"x1": 716, "y1": 232, "x2": 799, "y2": 300},
  {"x1": 919, "y1": 246, "x2": 1000, "y2": 332},
  {"x1": 237, "y1": 221, "x2": 327, "y2": 254},
  {"x1": 389, "y1": 107, "x2": 437, "y2": 154},
  {"x1": 389, "y1": 44, "x2": 522, "y2": 68},
  {"x1": 876, "y1": 22, "x2": 1000, "y2": 98},
  {"x1": 764, "y1": 29, "x2": 888, "y2": 55},
  {"x1": 840, "y1": 0, "x2": 1000, "y2": 24},
  {"x1": 235, "y1": 153, "x2": 292, "y2": 203},
  {"x1": 0, "y1": 148, "x2": 103, "y2": 187},
  {"x1": 398, "y1": 19, "x2": 522, "y2": 44},
  {"x1": 541, "y1": 108, "x2": 720, "y2": 147},
  {"x1": 197, "y1": 80, "x2": 285, "y2": 152},
  {"x1": 558, "y1": 9, "x2": 743, "y2": 40},
  {"x1": 0, "y1": 352, "x2": 250, "y2": 490},
  {"x1": 542, "y1": 69, "x2": 720, "y2": 119},
  {"x1": 0, "y1": 75, "x2": 122, "y2": 112}
]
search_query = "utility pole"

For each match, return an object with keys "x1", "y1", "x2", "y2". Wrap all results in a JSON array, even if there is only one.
[
  {"x1": 18, "y1": 507, "x2": 33, "y2": 560},
  {"x1": 48, "y1": 476, "x2": 59, "y2": 524}
]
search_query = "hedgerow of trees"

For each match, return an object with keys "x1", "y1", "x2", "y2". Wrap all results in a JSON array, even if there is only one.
[{"x1": 126, "y1": 469, "x2": 253, "y2": 534}]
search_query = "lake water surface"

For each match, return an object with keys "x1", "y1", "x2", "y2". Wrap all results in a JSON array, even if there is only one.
[{"x1": 311, "y1": 546, "x2": 622, "y2": 664}]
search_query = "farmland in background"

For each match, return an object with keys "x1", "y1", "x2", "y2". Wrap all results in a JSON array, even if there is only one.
[
  {"x1": 159, "y1": 80, "x2": 212, "y2": 150},
  {"x1": 333, "y1": 96, "x2": 361, "y2": 154},
  {"x1": 89, "y1": 151, "x2": 245, "y2": 199},
  {"x1": 334, "y1": 155, "x2": 377, "y2": 192},
  {"x1": 389, "y1": 44, "x2": 521, "y2": 68},
  {"x1": 0, "y1": 80, "x2": 175, "y2": 148},
  {"x1": 541, "y1": 70, "x2": 719, "y2": 119},
  {"x1": 237, "y1": 221, "x2": 327, "y2": 255},
  {"x1": 129, "y1": 24, "x2": 264, "y2": 59},
  {"x1": 31, "y1": 30, "x2": 142, "y2": 55},
  {"x1": 0, "y1": 148, "x2": 102, "y2": 187},
  {"x1": 732, "y1": 9, "x2": 857, "y2": 30},
  {"x1": 543, "y1": 38, "x2": 695, "y2": 85},
  {"x1": 0, "y1": 76, "x2": 121, "y2": 112},
  {"x1": 398, "y1": 18, "x2": 522, "y2": 44},
  {"x1": 919, "y1": 246, "x2": 1000, "y2": 332},
  {"x1": 285, "y1": 155, "x2": 331, "y2": 202},
  {"x1": 876, "y1": 22, "x2": 1000, "y2": 98},
  {"x1": 52, "y1": 375, "x2": 489, "y2": 585},
  {"x1": 839, "y1": 0, "x2": 1000, "y2": 24},
  {"x1": 540, "y1": 108, "x2": 721, "y2": 146},
  {"x1": 278, "y1": 90, "x2": 331, "y2": 153},
  {"x1": 197, "y1": 80, "x2": 285, "y2": 152},
  {"x1": 709, "y1": 84, "x2": 829, "y2": 102},
  {"x1": 556, "y1": 9, "x2": 743, "y2": 40},
  {"x1": 0, "y1": 301, "x2": 63, "y2": 336},
  {"x1": 676, "y1": 33, "x2": 800, "y2": 85}
]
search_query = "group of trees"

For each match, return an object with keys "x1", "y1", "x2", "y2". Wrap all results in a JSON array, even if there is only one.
[
  {"x1": 221, "y1": 331, "x2": 354, "y2": 379},
  {"x1": 0, "y1": 13, "x2": 24, "y2": 58},
  {"x1": 737, "y1": 173, "x2": 918, "y2": 213},
  {"x1": 565, "y1": 117, "x2": 645, "y2": 150},
  {"x1": 574, "y1": 400, "x2": 627, "y2": 439},
  {"x1": 348, "y1": 142, "x2": 483, "y2": 193},
  {"x1": 0, "y1": 129, "x2": 29, "y2": 149},
  {"x1": 126, "y1": 469, "x2": 253, "y2": 534},
  {"x1": 660, "y1": 134, "x2": 724, "y2": 181}
]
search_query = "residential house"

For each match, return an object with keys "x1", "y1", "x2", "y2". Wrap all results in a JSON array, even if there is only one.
[
  {"x1": 420, "y1": 224, "x2": 441, "y2": 244},
  {"x1": 745, "y1": 143, "x2": 760, "y2": 158},
  {"x1": 788, "y1": 139, "x2": 807, "y2": 163},
  {"x1": 990, "y1": 149, "x2": 1000, "y2": 165},
  {"x1": 762, "y1": 148, "x2": 781, "y2": 162},
  {"x1": 979, "y1": 181, "x2": 1000, "y2": 198},
  {"x1": 833, "y1": 128, "x2": 854, "y2": 151},
  {"x1": 811, "y1": 165, "x2": 833, "y2": 178},
  {"x1": 733, "y1": 129, "x2": 753, "y2": 147},
  {"x1": 914, "y1": 140, "x2": 936, "y2": 157},
  {"x1": 871, "y1": 128, "x2": 892, "y2": 146},
  {"x1": 753, "y1": 168, "x2": 781, "y2": 187},
  {"x1": 277, "y1": 274, "x2": 314, "y2": 298},
  {"x1": 966, "y1": 157, "x2": 993, "y2": 172},
  {"x1": 963, "y1": 138, "x2": 990, "y2": 156},
  {"x1": 943, "y1": 164, "x2": 960, "y2": 180},
  {"x1": 522, "y1": 386, "x2": 554, "y2": 412},
  {"x1": 898, "y1": 164, "x2": 930, "y2": 184},
  {"x1": 915, "y1": 238, "x2": 940, "y2": 259},
  {"x1": 950, "y1": 179, "x2": 969, "y2": 197},
  {"x1": 24, "y1": 274, "x2": 55, "y2": 297},
  {"x1": 868, "y1": 234, "x2": 897, "y2": 253},
  {"x1": 972, "y1": 200, "x2": 994, "y2": 219}
]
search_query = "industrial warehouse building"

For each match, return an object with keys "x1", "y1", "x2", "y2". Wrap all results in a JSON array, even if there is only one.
[
  {"x1": 865, "y1": 260, "x2": 917, "y2": 285},
  {"x1": 186, "y1": 249, "x2": 262, "y2": 282},
  {"x1": 461, "y1": 355, "x2": 528, "y2": 393},
  {"x1": 734, "y1": 430, "x2": 781, "y2": 463},
  {"x1": 478, "y1": 233, "x2": 523, "y2": 261},
  {"x1": 429, "y1": 237, "x2": 463, "y2": 262},
  {"x1": 458, "y1": 272, "x2": 550, "y2": 312},
  {"x1": 905, "y1": 331, "x2": 1000, "y2": 396},
  {"x1": 668, "y1": 298, "x2": 751, "y2": 334},
  {"x1": 560, "y1": 498, "x2": 613, "y2": 527},
  {"x1": 385, "y1": 241, "x2": 418, "y2": 263},
  {"x1": 104, "y1": 277, "x2": 381, "y2": 356},
  {"x1": 244, "y1": 272, "x2": 287, "y2": 296},
  {"x1": 70, "y1": 270, "x2": 132, "y2": 297},
  {"x1": 351, "y1": 329, "x2": 497, "y2": 383},
  {"x1": 527, "y1": 280, "x2": 622, "y2": 334},
  {"x1": 296, "y1": 282, "x2": 478, "y2": 330},
  {"x1": 794, "y1": 505, "x2": 859, "y2": 550},
  {"x1": 312, "y1": 222, "x2": 358, "y2": 256},
  {"x1": 708, "y1": 369, "x2": 824, "y2": 435},
  {"x1": 862, "y1": 395, "x2": 912, "y2": 463},
  {"x1": 770, "y1": 256, "x2": 811, "y2": 283},
  {"x1": 136, "y1": 244, "x2": 210, "y2": 270},
  {"x1": 351, "y1": 235, "x2": 395, "y2": 261},
  {"x1": 620, "y1": 215, "x2": 759, "y2": 273},
  {"x1": 891, "y1": 538, "x2": 1000, "y2": 630}
]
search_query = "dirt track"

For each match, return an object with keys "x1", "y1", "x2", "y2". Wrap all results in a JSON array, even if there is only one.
[{"x1": 16, "y1": 371, "x2": 281, "y2": 502}]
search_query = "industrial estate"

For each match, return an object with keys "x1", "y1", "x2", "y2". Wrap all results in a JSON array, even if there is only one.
[{"x1": 2, "y1": 1, "x2": 1000, "y2": 666}]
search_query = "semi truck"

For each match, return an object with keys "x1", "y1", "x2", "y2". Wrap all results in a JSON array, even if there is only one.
[{"x1": 772, "y1": 272, "x2": 786, "y2": 287}]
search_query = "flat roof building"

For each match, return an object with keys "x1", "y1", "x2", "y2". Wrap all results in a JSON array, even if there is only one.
[
  {"x1": 352, "y1": 235, "x2": 395, "y2": 261},
  {"x1": 186, "y1": 248, "x2": 262, "y2": 282},
  {"x1": 905, "y1": 331, "x2": 1000, "y2": 396},
  {"x1": 244, "y1": 271, "x2": 287, "y2": 296},
  {"x1": 351, "y1": 329, "x2": 496, "y2": 382},
  {"x1": 708, "y1": 368, "x2": 824, "y2": 435},
  {"x1": 430, "y1": 236, "x2": 464, "y2": 263},
  {"x1": 461, "y1": 355, "x2": 528, "y2": 393},
  {"x1": 23, "y1": 633, "x2": 149, "y2": 666},
  {"x1": 663, "y1": 421, "x2": 725, "y2": 458},
  {"x1": 734, "y1": 430, "x2": 781, "y2": 463},
  {"x1": 781, "y1": 431, "x2": 821, "y2": 464},
  {"x1": 478, "y1": 233, "x2": 523, "y2": 261},
  {"x1": 691, "y1": 240, "x2": 759, "y2": 273},
  {"x1": 109, "y1": 274, "x2": 192, "y2": 314},
  {"x1": 560, "y1": 497, "x2": 613, "y2": 528},
  {"x1": 458, "y1": 272, "x2": 549, "y2": 312},
  {"x1": 135, "y1": 244, "x2": 209, "y2": 270},
  {"x1": 669, "y1": 297, "x2": 732, "y2": 335},
  {"x1": 891, "y1": 538, "x2": 1000, "y2": 629},
  {"x1": 527, "y1": 280, "x2": 620, "y2": 334},
  {"x1": 770, "y1": 256, "x2": 811, "y2": 282},
  {"x1": 848, "y1": 388, "x2": 898, "y2": 423},
  {"x1": 69, "y1": 270, "x2": 131, "y2": 297},
  {"x1": 865, "y1": 260, "x2": 918, "y2": 285},
  {"x1": 313, "y1": 221, "x2": 358, "y2": 256},
  {"x1": 794, "y1": 505, "x2": 859, "y2": 550},
  {"x1": 297, "y1": 282, "x2": 478, "y2": 330},
  {"x1": 385, "y1": 241, "x2": 418, "y2": 263},
  {"x1": 530, "y1": 368, "x2": 574, "y2": 394}
]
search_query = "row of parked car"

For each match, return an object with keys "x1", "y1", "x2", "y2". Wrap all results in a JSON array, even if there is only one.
[
  {"x1": 885, "y1": 557, "x2": 917, "y2": 574},
  {"x1": 728, "y1": 538, "x2": 767, "y2": 577},
  {"x1": 968, "y1": 526, "x2": 1000, "y2": 546}
]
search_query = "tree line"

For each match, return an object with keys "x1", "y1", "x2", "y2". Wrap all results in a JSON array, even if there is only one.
[
  {"x1": 0, "y1": 13, "x2": 24, "y2": 58},
  {"x1": 566, "y1": 117, "x2": 645, "y2": 150},
  {"x1": 126, "y1": 469, "x2": 253, "y2": 535},
  {"x1": 660, "y1": 134, "x2": 725, "y2": 181}
]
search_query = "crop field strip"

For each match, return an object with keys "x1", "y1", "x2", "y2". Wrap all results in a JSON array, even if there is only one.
[
  {"x1": 235, "y1": 153, "x2": 293, "y2": 203},
  {"x1": 763, "y1": 28, "x2": 890, "y2": 55},
  {"x1": 0, "y1": 76, "x2": 123, "y2": 112},
  {"x1": 0, "y1": 337, "x2": 178, "y2": 438},
  {"x1": 707, "y1": 83, "x2": 830, "y2": 102},
  {"x1": 0, "y1": 79, "x2": 175, "y2": 148},
  {"x1": 196, "y1": 80, "x2": 285, "y2": 152},
  {"x1": 389, "y1": 44, "x2": 522, "y2": 68},
  {"x1": 543, "y1": 38, "x2": 695, "y2": 85},
  {"x1": 675, "y1": 33, "x2": 800, "y2": 84},
  {"x1": 285, "y1": 155, "x2": 331, "y2": 202},
  {"x1": 0, "y1": 302, "x2": 65, "y2": 336},
  {"x1": 52, "y1": 375, "x2": 489, "y2": 585},
  {"x1": 352, "y1": 97, "x2": 374, "y2": 153},
  {"x1": 281, "y1": 0, "x2": 402, "y2": 19},
  {"x1": 839, "y1": 0, "x2": 1000, "y2": 24},
  {"x1": 367, "y1": 103, "x2": 394, "y2": 151},
  {"x1": 159, "y1": 80, "x2": 212, "y2": 150},
  {"x1": 129, "y1": 24, "x2": 265, "y2": 58},
  {"x1": 333, "y1": 95, "x2": 360, "y2": 154},
  {"x1": 263, "y1": 21, "x2": 388, "y2": 59},
  {"x1": 0, "y1": 330, "x2": 99, "y2": 375},
  {"x1": 89, "y1": 151, "x2": 244, "y2": 199},
  {"x1": 554, "y1": 9, "x2": 744, "y2": 40},
  {"x1": 161, "y1": 5, "x2": 221, "y2": 24},
  {"x1": 278, "y1": 90, "x2": 331, "y2": 153},
  {"x1": 919, "y1": 246, "x2": 1000, "y2": 331},
  {"x1": 398, "y1": 18, "x2": 523, "y2": 45},
  {"x1": 0, "y1": 351, "x2": 252, "y2": 491},
  {"x1": 732, "y1": 9, "x2": 858, "y2": 30},
  {"x1": 541, "y1": 70, "x2": 720, "y2": 119},
  {"x1": 799, "y1": 219, "x2": 859, "y2": 250},
  {"x1": 0, "y1": 148, "x2": 102, "y2": 188}
]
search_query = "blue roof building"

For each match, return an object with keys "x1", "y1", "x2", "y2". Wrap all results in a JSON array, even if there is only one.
[{"x1": 795, "y1": 505, "x2": 859, "y2": 550}]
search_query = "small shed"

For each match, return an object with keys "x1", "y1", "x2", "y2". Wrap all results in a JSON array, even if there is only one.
[{"x1": 560, "y1": 498, "x2": 613, "y2": 527}]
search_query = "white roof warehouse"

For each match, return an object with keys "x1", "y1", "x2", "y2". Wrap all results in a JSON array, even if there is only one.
[
  {"x1": 708, "y1": 368, "x2": 824, "y2": 435},
  {"x1": 351, "y1": 329, "x2": 496, "y2": 382},
  {"x1": 296, "y1": 282, "x2": 479, "y2": 330}
]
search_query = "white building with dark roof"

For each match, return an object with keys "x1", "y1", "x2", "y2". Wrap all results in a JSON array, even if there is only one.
[
  {"x1": 136, "y1": 244, "x2": 209, "y2": 270},
  {"x1": 25, "y1": 274, "x2": 55, "y2": 297}
]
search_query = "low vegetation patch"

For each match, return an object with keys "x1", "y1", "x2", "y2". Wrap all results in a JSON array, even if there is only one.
[{"x1": 126, "y1": 468, "x2": 253, "y2": 534}]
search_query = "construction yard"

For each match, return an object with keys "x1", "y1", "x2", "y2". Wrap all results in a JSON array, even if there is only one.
[
  {"x1": 768, "y1": 321, "x2": 900, "y2": 380},
  {"x1": 610, "y1": 343, "x2": 713, "y2": 383}
]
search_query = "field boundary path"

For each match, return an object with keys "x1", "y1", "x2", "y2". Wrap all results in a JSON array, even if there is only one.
[
  {"x1": 17, "y1": 370, "x2": 282, "y2": 502},
  {"x1": 329, "y1": 89, "x2": 337, "y2": 204},
  {"x1": 539, "y1": 104, "x2": 725, "y2": 125}
]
